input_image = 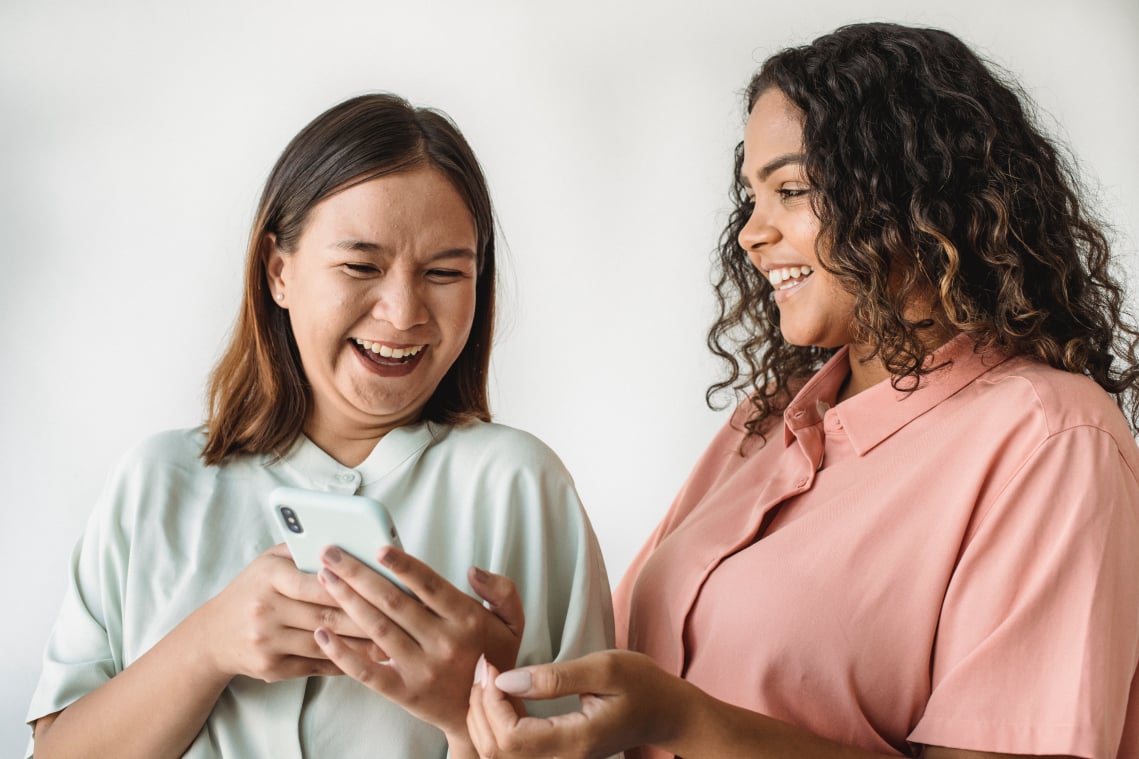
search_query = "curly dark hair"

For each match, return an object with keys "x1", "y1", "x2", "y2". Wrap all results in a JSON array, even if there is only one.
[{"x1": 708, "y1": 22, "x2": 1139, "y2": 439}]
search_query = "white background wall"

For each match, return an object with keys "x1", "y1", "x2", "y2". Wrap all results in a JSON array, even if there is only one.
[{"x1": 2, "y1": 0, "x2": 1136, "y2": 753}]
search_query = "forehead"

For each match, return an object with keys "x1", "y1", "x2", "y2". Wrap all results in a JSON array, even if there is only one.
[
  {"x1": 307, "y1": 167, "x2": 476, "y2": 244},
  {"x1": 743, "y1": 88, "x2": 805, "y2": 169}
]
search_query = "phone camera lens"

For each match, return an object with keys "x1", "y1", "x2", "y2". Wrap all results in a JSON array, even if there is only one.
[{"x1": 279, "y1": 506, "x2": 304, "y2": 534}]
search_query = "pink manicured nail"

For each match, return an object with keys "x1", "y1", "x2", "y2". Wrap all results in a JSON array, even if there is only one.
[
  {"x1": 315, "y1": 629, "x2": 330, "y2": 646},
  {"x1": 495, "y1": 669, "x2": 532, "y2": 694},
  {"x1": 474, "y1": 654, "x2": 487, "y2": 686},
  {"x1": 319, "y1": 568, "x2": 340, "y2": 584},
  {"x1": 323, "y1": 546, "x2": 342, "y2": 563},
  {"x1": 472, "y1": 566, "x2": 490, "y2": 583}
]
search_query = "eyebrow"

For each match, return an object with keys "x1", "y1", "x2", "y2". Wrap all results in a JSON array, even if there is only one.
[
  {"x1": 332, "y1": 239, "x2": 477, "y2": 261},
  {"x1": 747, "y1": 152, "x2": 806, "y2": 183}
]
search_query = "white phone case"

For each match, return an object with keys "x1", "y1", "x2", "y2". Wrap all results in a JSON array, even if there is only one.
[{"x1": 266, "y1": 485, "x2": 411, "y2": 593}]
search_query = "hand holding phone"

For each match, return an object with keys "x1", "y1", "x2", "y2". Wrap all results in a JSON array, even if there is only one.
[{"x1": 266, "y1": 486, "x2": 412, "y2": 594}]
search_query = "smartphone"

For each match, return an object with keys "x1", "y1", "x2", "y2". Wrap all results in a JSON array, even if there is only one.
[{"x1": 266, "y1": 486, "x2": 412, "y2": 594}]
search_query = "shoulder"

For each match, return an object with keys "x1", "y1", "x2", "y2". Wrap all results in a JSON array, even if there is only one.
[
  {"x1": 100, "y1": 426, "x2": 259, "y2": 512},
  {"x1": 106, "y1": 427, "x2": 208, "y2": 481},
  {"x1": 962, "y1": 357, "x2": 1139, "y2": 480},
  {"x1": 980, "y1": 357, "x2": 1134, "y2": 440},
  {"x1": 429, "y1": 420, "x2": 572, "y2": 476}
]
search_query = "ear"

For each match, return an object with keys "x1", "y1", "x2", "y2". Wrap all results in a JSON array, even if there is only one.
[{"x1": 264, "y1": 233, "x2": 289, "y2": 306}]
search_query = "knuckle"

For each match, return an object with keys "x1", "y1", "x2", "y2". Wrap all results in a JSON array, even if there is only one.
[
  {"x1": 368, "y1": 617, "x2": 393, "y2": 641},
  {"x1": 379, "y1": 586, "x2": 405, "y2": 610},
  {"x1": 597, "y1": 650, "x2": 623, "y2": 679},
  {"x1": 351, "y1": 661, "x2": 376, "y2": 686},
  {"x1": 436, "y1": 639, "x2": 461, "y2": 665},
  {"x1": 419, "y1": 573, "x2": 441, "y2": 597},
  {"x1": 318, "y1": 607, "x2": 341, "y2": 628}
]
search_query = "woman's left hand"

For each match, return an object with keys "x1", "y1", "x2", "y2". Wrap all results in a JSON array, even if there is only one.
[
  {"x1": 313, "y1": 546, "x2": 524, "y2": 747},
  {"x1": 466, "y1": 649, "x2": 689, "y2": 759}
]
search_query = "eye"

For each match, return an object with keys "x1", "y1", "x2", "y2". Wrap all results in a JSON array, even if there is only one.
[
  {"x1": 777, "y1": 185, "x2": 810, "y2": 201},
  {"x1": 342, "y1": 263, "x2": 380, "y2": 277},
  {"x1": 426, "y1": 269, "x2": 468, "y2": 283}
]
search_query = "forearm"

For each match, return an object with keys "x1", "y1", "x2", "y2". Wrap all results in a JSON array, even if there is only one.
[{"x1": 34, "y1": 608, "x2": 231, "y2": 759}]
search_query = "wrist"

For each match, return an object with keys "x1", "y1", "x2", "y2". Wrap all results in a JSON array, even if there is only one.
[
  {"x1": 179, "y1": 600, "x2": 235, "y2": 688},
  {"x1": 443, "y1": 728, "x2": 478, "y2": 759},
  {"x1": 656, "y1": 675, "x2": 710, "y2": 755}
]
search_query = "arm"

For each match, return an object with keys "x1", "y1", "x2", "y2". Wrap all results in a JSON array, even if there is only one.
[
  {"x1": 467, "y1": 651, "x2": 1078, "y2": 759},
  {"x1": 34, "y1": 545, "x2": 368, "y2": 759}
]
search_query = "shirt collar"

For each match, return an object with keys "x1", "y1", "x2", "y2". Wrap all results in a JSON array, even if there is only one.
[
  {"x1": 271, "y1": 421, "x2": 438, "y2": 489},
  {"x1": 784, "y1": 334, "x2": 1009, "y2": 455}
]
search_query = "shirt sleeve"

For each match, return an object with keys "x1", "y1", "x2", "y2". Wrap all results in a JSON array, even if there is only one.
[
  {"x1": 909, "y1": 425, "x2": 1139, "y2": 758},
  {"x1": 25, "y1": 462, "x2": 130, "y2": 754},
  {"x1": 473, "y1": 430, "x2": 616, "y2": 719}
]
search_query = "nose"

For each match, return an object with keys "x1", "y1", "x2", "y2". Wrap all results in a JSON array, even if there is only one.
[
  {"x1": 737, "y1": 202, "x2": 779, "y2": 268},
  {"x1": 370, "y1": 273, "x2": 429, "y2": 331}
]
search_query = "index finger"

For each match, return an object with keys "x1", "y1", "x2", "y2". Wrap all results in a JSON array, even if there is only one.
[
  {"x1": 266, "y1": 542, "x2": 292, "y2": 559},
  {"x1": 375, "y1": 546, "x2": 474, "y2": 614}
]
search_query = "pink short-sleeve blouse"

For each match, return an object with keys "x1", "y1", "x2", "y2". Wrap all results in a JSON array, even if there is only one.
[{"x1": 616, "y1": 335, "x2": 1139, "y2": 758}]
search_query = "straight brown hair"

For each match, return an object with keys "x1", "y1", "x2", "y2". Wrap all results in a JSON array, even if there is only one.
[{"x1": 202, "y1": 93, "x2": 496, "y2": 465}]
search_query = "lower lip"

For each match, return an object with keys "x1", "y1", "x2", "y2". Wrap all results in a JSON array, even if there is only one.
[
  {"x1": 351, "y1": 342, "x2": 427, "y2": 378},
  {"x1": 773, "y1": 275, "x2": 811, "y2": 304}
]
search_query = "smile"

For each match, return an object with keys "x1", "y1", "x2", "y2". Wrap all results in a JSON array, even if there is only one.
[
  {"x1": 352, "y1": 339, "x2": 426, "y2": 362},
  {"x1": 768, "y1": 265, "x2": 814, "y2": 291}
]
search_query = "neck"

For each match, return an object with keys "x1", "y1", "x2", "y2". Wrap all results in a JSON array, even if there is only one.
[
  {"x1": 837, "y1": 345, "x2": 892, "y2": 403},
  {"x1": 303, "y1": 418, "x2": 402, "y2": 468}
]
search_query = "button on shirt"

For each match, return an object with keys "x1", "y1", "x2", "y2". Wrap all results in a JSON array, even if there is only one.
[{"x1": 615, "y1": 335, "x2": 1139, "y2": 758}]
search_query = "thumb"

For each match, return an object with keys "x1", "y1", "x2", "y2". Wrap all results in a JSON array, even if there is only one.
[
  {"x1": 494, "y1": 650, "x2": 620, "y2": 700},
  {"x1": 469, "y1": 566, "x2": 525, "y2": 638}
]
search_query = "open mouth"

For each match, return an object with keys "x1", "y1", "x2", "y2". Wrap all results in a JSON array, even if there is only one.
[
  {"x1": 352, "y1": 338, "x2": 427, "y2": 366},
  {"x1": 768, "y1": 265, "x2": 814, "y2": 291}
]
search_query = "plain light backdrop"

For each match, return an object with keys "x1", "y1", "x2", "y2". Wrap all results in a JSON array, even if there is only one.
[{"x1": 2, "y1": 0, "x2": 1137, "y2": 753}]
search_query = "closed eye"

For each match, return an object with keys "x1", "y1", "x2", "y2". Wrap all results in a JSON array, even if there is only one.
[
  {"x1": 342, "y1": 263, "x2": 380, "y2": 276},
  {"x1": 427, "y1": 269, "x2": 468, "y2": 282}
]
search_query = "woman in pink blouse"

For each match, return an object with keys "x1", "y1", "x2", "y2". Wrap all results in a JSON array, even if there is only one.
[{"x1": 461, "y1": 21, "x2": 1139, "y2": 759}]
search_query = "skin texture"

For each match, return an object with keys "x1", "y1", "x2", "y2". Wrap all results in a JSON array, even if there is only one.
[
  {"x1": 462, "y1": 90, "x2": 1076, "y2": 759},
  {"x1": 738, "y1": 89, "x2": 889, "y2": 399},
  {"x1": 738, "y1": 89, "x2": 854, "y2": 349},
  {"x1": 34, "y1": 167, "x2": 503, "y2": 758},
  {"x1": 266, "y1": 166, "x2": 479, "y2": 468}
]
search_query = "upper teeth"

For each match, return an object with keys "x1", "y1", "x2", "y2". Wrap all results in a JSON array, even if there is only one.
[
  {"x1": 354, "y1": 339, "x2": 425, "y2": 359},
  {"x1": 768, "y1": 265, "x2": 814, "y2": 289}
]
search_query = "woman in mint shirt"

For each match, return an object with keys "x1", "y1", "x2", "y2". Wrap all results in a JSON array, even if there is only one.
[{"x1": 27, "y1": 93, "x2": 613, "y2": 758}]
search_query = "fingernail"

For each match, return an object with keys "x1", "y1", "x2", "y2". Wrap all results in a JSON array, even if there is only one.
[
  {"x1": 472, "y1": 566, "x2": 489, "y2": 583},
  {"x1": 315, "y1": 629, "x2": 330, "y2": 646},
  {"x1": 323, "y1": 546, "x2": 342, "y2": 563},
  {"x1": 319, "y1": 568, "x2": 340, "y2": 584},
  {"x1": 474, "y1": 654, "x2": 487, "y2": 686},
  {"x1": 378, "y1": 547, "x2": 397, "y2": 567},
  {"x1": 495, "y1": 669, "x2": 532, "y2": 695}
]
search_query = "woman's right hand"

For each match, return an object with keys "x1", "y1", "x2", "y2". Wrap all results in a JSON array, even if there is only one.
[{"x1": 193, "y1": 543, "x2": 372, "y2": 682}]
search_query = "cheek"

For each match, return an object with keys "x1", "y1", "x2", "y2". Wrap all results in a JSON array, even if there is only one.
[{"x1": 441, "y1": 286, "x2": 477, "y2": 334}]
